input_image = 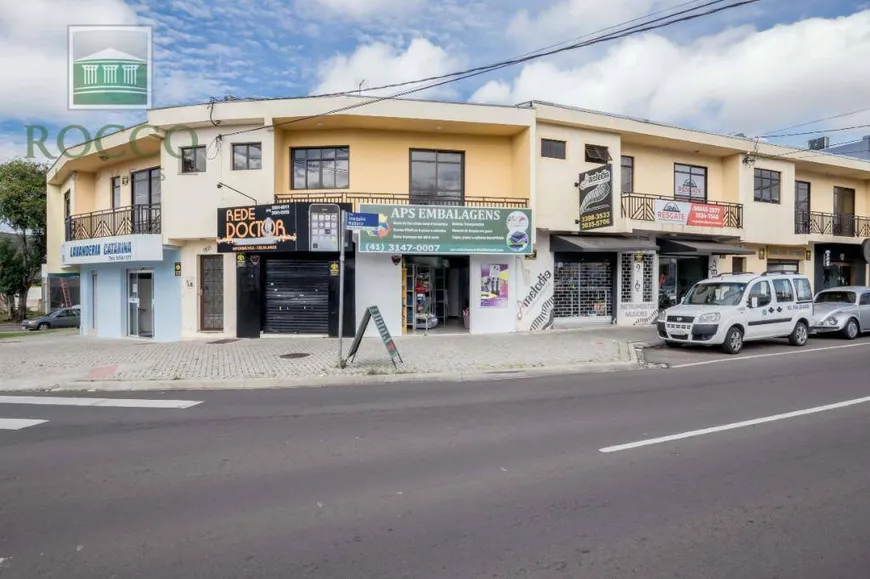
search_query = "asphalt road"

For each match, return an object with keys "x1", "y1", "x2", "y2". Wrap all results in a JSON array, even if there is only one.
[{"x1": 3, "y1": 342, "x2": 870, "y2": 578}]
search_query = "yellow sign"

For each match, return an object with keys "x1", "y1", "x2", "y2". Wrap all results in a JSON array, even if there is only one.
[
  {"x1": 767, "y1": 246, "x2": 809, "y2": 260},
  {"x1": 329, "y1": 262, "x2": 339, "y2": 276},
  {"x1": 174, "y1": 262, "x2": 181, "y2": 276}
]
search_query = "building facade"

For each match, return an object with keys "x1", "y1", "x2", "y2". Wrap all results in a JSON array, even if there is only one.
[{"x1": 45, "y1": 97, "x2": 870, "y2": 341}]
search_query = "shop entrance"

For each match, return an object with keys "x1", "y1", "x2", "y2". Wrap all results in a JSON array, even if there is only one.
[
  {"x1": 127, "y1": 271, "x2": 154, "y2": 338},
  {"x1": 553, "y1": 253, "x2": 616, "y2": 324},
  {"x1": 403, "y1": 256, "x2": 469, "y2": 334},
  {"x1": 263, "y1": 258, "x2": 330, "y2": 335},
  {"x1": 658, "y1": 256, "x2": 707, "y2": 309},
  {"x1": 823, "y1": 263, "x2": 853, "y2": 289}
]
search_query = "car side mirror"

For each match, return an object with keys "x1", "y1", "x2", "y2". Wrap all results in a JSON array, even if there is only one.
[{"x1": 750, "y1": 296, "x2": 759, "y2": 309}]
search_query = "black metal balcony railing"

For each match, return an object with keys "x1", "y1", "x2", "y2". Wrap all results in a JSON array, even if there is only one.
[
  {"x1": 794, "y1": 210, "x2": 870, "y2": 237},
  {"x1": 274, "y1": 192, "x2": 528, "y2": 210},
  {"x1": 65, "y1": 204, "x2": 161, "y2": 241},
  {"x1": 621, "y1": 192, "x2": 743, "y2": 228}
]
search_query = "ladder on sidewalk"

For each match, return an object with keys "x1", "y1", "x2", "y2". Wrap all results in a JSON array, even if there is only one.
[{"x1": 60, "y1": 279, "x2": 72, "y2": 308}]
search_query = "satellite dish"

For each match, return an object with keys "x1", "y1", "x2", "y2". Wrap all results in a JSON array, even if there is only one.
[{"x1": 863, "y1": 238, "x2": 870, "y2": 264}]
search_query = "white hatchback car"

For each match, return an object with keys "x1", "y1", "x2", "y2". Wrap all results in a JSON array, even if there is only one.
[{"x1": 656, "y1": 273, "x2": 815, "y2": 354}]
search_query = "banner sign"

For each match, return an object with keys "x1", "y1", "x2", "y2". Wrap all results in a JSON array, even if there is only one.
[
  {"x1": 345, "y1": 305, "x2": 403, "y2": 368},
  {"x1": 653, "y1": 199, "x2": 726, "y2": 228},
  {"x1": 216, "y1": 202, "x2": 350, "y2": 253},
  {"x1": 578, "y1": 164, "x2": 614, "y2": 230},
  {"x1": 61, "y1": 234, "x2": 163, "y2": 265},
  {"x1": 358, "y1": 204, "x2": 533, "y2": 255}
]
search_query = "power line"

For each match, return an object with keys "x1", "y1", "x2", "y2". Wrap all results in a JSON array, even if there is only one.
[
  {"x1": 760, "y1": 106, "x2": 870, "y2": 137},
  {"x1": 307, "y1": 0, "x2": 725, "y2": 99},
  {"x1": 215, "y1": 0, "x2": 760, "y2": 142},
  {"x1": 762, "y1": 123, "x2": 870, "y2": 139}
]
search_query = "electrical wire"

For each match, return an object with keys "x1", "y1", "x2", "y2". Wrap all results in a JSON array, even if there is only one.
[
  {"x1": 213, "y1": 0, "x2": 760, "y2": 143},
  {"x1": 760, "y1": 106, "x2": 870, "y2": 137},
  {"x1": 761, "y1": 123, "x2": 870, "y2": 139}
]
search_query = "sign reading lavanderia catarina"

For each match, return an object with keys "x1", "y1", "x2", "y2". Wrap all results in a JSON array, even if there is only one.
[
  {"x1": 577, "y1": 164, "x2": 614, "y2": 231},
  {"x1": 358, "y1": 204, "x2": 533, "y2": 255}
]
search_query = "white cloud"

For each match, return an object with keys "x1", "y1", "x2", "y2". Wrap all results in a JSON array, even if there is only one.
[
  {"x1": 312, "y1": 38, "x2": 462, "y2": 98},
  {"x1": 472, "y1": 10, "x2": 870, "y2": 137},
  {"x1": 0, "y1": 0, "x2": 139, "y2": 121},
  {"x1": 305, "y1": 0, "x2": 424, "y2": 20}
]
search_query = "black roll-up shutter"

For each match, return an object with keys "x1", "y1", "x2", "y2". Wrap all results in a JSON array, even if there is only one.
[{"x1": 264, "y1": 259, "x2": 330, "y2": 334}]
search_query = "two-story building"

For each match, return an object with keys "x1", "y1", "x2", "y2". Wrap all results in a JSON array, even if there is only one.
[{"x1": 46, "y1": 96, "x2": 870, "y2": 342}]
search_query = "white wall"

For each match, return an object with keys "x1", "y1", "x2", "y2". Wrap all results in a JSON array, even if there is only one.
[
  {"x1": 516, "y1": 233, "x2": 555, "y2": 331},
  {"x1": 469, "y1": 255, "x2": 520, "y2": 334},
  {"x1": 355, "y1": 252, "x2": 402, "y2": 338}
]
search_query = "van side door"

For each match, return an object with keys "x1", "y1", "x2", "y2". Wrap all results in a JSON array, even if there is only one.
[
  {"x1": 770, "y1": 277, "x2": 798, "y2": 337},
  {"x1": 745, "y1": 280, "x2": 775, "y2": 339}
]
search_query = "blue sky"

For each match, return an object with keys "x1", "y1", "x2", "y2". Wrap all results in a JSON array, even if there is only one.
[{"x1": 1, "y1": 0, "x2": 870, "y2": 162}]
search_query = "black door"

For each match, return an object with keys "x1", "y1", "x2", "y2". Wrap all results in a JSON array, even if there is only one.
[
  {"x1": 200, "y1": 255, "x2": 224, "y2": 331},
  {"x1": 834, "y1": 187, "x2": 855, "y2": 237},
  {"x1": 264, "y1": 259, "x2": 330, "y2": 334},
  {"x1": 795, "y1": 181, "x2": 810, "y2": 234}
]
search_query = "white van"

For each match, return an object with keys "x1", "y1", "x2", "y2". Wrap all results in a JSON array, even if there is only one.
[{"x1": 656, "y1": 273, "x2": 815, "y2": 354}]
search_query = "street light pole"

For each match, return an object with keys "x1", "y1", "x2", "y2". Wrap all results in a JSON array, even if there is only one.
[{"x1": 338, "y1": 209, "x2": 346, "y2": 368}]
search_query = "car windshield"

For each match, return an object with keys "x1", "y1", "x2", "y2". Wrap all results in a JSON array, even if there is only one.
[
  {"x1": 684, "y1": 282, "x2": 747, "y2": 306},
  {"x1": 815, "y1": 291, "x2": 856, "y2": 304}
]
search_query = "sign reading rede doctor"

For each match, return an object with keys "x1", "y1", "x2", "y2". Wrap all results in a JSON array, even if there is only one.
[
  {"x1": 359, "y1": 204, "x2": 533, "y2": 255},
  {"x1": 62, "y1": 234, "x2": 163, "y2": 265}
]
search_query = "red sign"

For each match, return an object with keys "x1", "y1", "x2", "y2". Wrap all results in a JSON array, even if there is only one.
[{"x1": 687, "y1": 203, "x2": 725, "y2": 227}]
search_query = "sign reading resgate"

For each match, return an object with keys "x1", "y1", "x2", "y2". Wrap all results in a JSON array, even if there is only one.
[
  {"x1": 358, "y1": 204, "x2": 533, "y2": 255},
  {"x1": 653, "y1": 199, "x2": 726, "y2": 228}
]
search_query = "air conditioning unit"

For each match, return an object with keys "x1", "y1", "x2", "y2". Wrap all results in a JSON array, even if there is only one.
[{"x1": 808, "y1": 136, "x2": 830, "y2": 150}]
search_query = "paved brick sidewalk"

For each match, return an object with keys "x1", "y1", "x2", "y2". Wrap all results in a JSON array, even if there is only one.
[{"x1": 0, "y1": 327, "x2": 659, "y2": 390}]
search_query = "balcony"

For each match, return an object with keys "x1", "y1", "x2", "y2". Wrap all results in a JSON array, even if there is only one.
[
  {"x1": 794, "y1": 211, "x2": 870, "y2": 237},
  {"x1": 621, "y1": 192, "x2": 743, "y2": 229},
  {"x1": 274, "y1": 192, "x2": 528, "y2": 209},
  {"x1": 65, "y1": 205, "x2": 161, "y2": 241}
]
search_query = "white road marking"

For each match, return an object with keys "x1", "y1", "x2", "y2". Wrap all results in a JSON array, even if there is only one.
[
  {"x1": 0, "y1": 396, "x2": 202, "y2": 409},
  {"x1": 600, "y1": 395, "x2": 870, "y2": 453},
  {"x1": 670, "y1": 341, "x2": 870, "y2": 369},
  {"x1": 0, "y1": 418, "x2": 48, "y2": 430}
]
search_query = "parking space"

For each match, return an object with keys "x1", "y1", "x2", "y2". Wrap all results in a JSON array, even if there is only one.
[{"x1": 643, "y1": 334, "x2": 870, "y2": 367}]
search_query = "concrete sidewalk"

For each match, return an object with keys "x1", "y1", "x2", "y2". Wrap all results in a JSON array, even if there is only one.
[{"x1": 0, "y1": 327, "x2": 661, "y2": 392}]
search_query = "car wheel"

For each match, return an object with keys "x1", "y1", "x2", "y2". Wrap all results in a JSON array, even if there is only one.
[
  {"x1": 721, "y1": 326, "x2": 744, "y2": 355},
  {"x1": 37, "y1": 322, "x2": 50, "y2": 331},
  {"x1": 842, "y1": 318, "x2": 860, "y2": 340},
  {"x1": 664, "y1": 340, "x2": 681, "y2": 348},
  {"x1": 789, "y1": 320, "x2": 809, "y2": 347}
]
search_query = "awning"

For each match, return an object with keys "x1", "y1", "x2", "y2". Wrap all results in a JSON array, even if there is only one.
[
  {"x1": 658, "y1": 239, "x2": 754, "y2": 255},
  {"x1": 552, "y1": 235, "x2": 658, "y2": 253}
]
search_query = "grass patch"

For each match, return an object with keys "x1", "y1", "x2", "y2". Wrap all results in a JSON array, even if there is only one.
[{"x1": 0, "y1": 329, "x2": 76, "y2": 339}]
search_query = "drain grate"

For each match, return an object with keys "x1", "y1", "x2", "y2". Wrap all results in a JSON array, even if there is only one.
[
  {"x1": 280, "y1": 353, "x2": 311, "y2": 360},
  {"x1": 208, "y1": 339, "x2": 239, "y2": 345}
]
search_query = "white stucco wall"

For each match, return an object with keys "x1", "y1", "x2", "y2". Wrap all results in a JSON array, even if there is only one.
[{"x1": 355, "y1": 252, "x2": 402, "y2": 338}]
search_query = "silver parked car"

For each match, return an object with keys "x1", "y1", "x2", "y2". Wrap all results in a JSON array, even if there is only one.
[
  {"x1": 812, "y1": 287, "x2": 870, "y2": 339},
  {"x1": 21, "y1": 306, "x2": 81, "y2": 331}
]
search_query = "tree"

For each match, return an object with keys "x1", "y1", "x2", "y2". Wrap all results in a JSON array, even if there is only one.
[{"x1": 0, "y1": 159, "x2": 48, "y2": 321}]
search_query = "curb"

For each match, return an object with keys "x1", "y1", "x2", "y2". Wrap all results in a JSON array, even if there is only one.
[{"x1": 22, "y1": 360, "x2": 643, "y2": 393}]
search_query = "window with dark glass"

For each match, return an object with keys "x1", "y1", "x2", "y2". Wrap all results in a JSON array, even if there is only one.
[
  {"x1": 111, "y1": 176, "x2": 121, "y2": 208},
  {"x1": 584, "y1": 144, "x2": 609, "y2": 164},
  {"x1": 795, "y1": 180, "x2": 810, "y2": 232},
  {"x1": 772, "y1": 278, "x2": 794, "y2": 302},
  {"x1": 621, "y1": 155, "x2": 634, "y2": 193},
  {"x1": 541, "y1": 139, "x2": 566, "y2": 159},
  {"x1": 754, "y1": 168, "x2": 781, "y2": 203},
  {"x1": 181, "y1": 146, "x2": 206, "y2": 173},
  {"x1": 674, "y1": 164, "x2": 707, "y2": 202},
  {"x1": 132, "y1": 167, "x2": 161, "y2": 205},
  {"x1": 64, "y1": 190, "x2": 71, "y2": 218},
  {"x1": 232, "y1": 143, "x2": 262, "y2": 170},
  {"x1": 292, "y1": 147, "x2": 349, "y2": 189},
  {"x1": 732, "y1": 256, "x2": 745, "y2": 273},
  {"x1": 409, "y1": 149, "x2": 464, "y2": 204}
]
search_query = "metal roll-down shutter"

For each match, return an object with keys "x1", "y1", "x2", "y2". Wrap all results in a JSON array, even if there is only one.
[{"x1": 264, "y1": 260, "x2": 330, "y2": 334}]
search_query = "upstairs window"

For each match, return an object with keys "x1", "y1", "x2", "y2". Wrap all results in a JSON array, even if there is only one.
[
  {"x1": 64, "y1": 190, "x2": 71, "y2": 218},
  {"x1": 621, "y1": 155, "x2": 634, "y2": 193},
  {"x1": 410, "y1": 149, "x2": 464, "y2": 205},
  {"x1": 674, "y1": 164, "x2": 707, "y2": 202},
  {"x1": 181, "y1": 146, "x2": 206, "y2": 173},
  {"x1": 754, "y1": 168, "x2": 781, "y2": 203},
  {"x1": 585, "y1": 144, "x2": 609, "y2": 164},
  {"x1": 232, "y1": 143, "x2": 262, "y2": 171},
  {"x1": 111, "y1": 176, "x2": 121, "y2": 208},
  {"x1": 541, "y1": 139, "x2": 566, "y2": 159},
  {"x1": 292, "y1": 147, "x2": 350, "y2": 189}
]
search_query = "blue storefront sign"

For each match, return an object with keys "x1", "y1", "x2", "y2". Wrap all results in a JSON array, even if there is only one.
[{"x1": 345, "y1": 212, "x2": 379, "y2": 230}]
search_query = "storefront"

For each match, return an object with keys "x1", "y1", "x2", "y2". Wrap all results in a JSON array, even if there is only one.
[
  {"x1": 355, "y1": 204, "x2": 533, "y2": 336},
  {"x1": 813, "y1": 243, "x2": 868, "y2": 290},
  {"x1": 217, "y1": 202, "x2": 355, "y2": 338},
  {"x1": 656, "y1": 238, "x2": 753, "y2": 308},
  {"x1": 63, "y1": 234, "x2": 181, "y2": 341},
  {"x1": 764, "y1": 246, "x2": 812, "y2": 274},
  {"x1": 550, "y1": 235, "x2": 658, "y2": 326}
]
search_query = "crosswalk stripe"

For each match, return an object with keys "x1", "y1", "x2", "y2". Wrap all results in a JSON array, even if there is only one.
[
  {"x1": 0, "y1": 396, "x2": 202, "y2": 409},
  {"x1": 0, "y1": 418, "x2": 48, "y2": 430}
]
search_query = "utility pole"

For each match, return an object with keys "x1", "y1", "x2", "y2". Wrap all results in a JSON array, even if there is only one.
[{"x1": 338, "y1": 209, "x2": 347, "y2": 368}]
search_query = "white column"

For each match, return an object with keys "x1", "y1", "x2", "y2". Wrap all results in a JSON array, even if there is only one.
[
  {"x1": 82, "y1": 65, "x2": 98, "y2": 85},
  {"x1": 122, "y1": 65, "x2": 139, "y2": 85},
  {"x1": 102, "y1": 64, "x2": 118, "y2": 84}
]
